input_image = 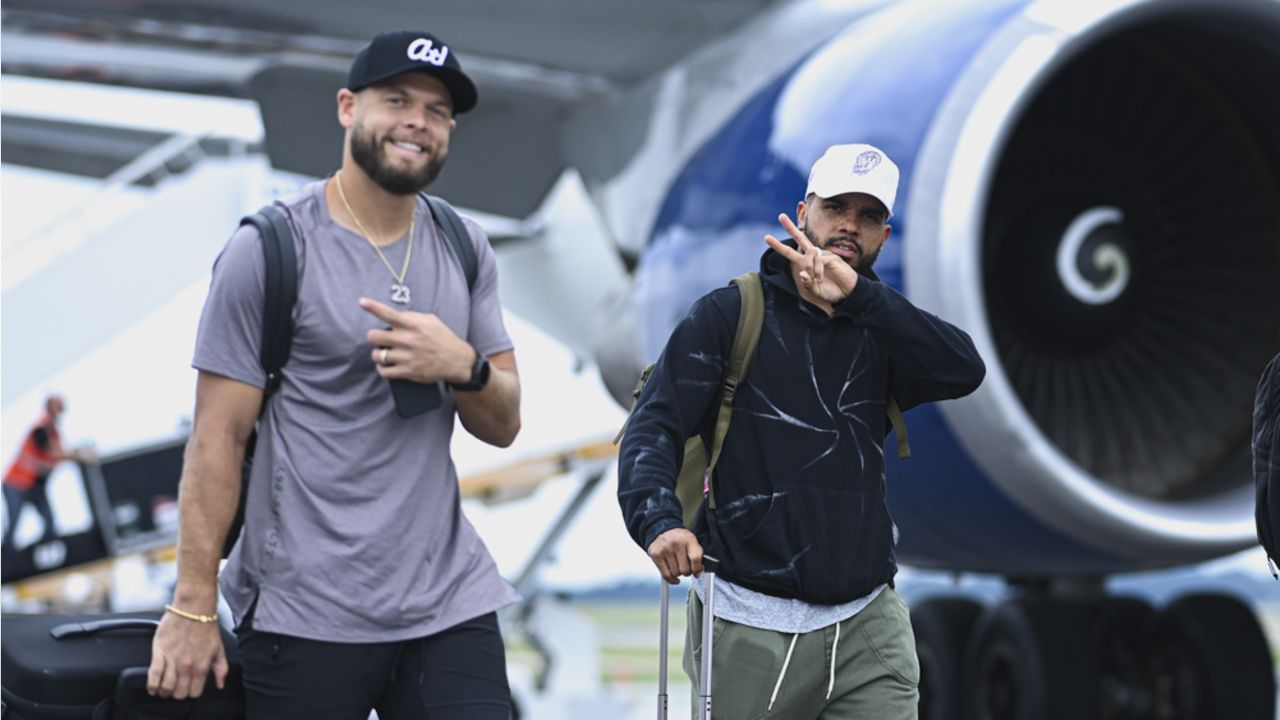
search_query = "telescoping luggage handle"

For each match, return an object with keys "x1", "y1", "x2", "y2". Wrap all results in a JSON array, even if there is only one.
[{"x1": 658, "y1": 555, "x2": 719, "y2": 720}]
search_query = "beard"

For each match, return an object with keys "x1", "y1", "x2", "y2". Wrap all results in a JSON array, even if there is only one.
[
  {"x1": 350, "y1": 123, "x2": 447, "y2": 196},
  {"x1": 803, "y1": 225, "x2": 880, "y2": 273}
]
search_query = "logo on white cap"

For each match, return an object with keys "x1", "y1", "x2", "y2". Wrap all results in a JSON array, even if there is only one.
[
  {"x1": 851, "y1": 151, "x2": 881, "y2": 175},
  {"x1": 407, "y1": 38, "x2": 450, "y2": 66}
]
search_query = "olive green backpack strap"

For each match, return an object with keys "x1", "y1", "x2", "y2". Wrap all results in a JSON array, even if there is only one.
[
  {"x1": 888, "y1": 397, "x2": 911, "y2": 459},
  {"x1": 704, "y1": 272, "x2": 764, "y2": 510},
  {"x1": 612, "y1": 364, "x2": 655, "y2": 444}
]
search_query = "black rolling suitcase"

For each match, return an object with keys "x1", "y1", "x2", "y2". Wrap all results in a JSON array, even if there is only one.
[{"x1": 1, "y1": 612, "x2": 244, "y2": 719}]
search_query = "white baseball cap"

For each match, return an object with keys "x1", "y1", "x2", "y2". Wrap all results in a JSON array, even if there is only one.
[{"x1": 805, "y1": 143, "x2": 900, "y2": 218}]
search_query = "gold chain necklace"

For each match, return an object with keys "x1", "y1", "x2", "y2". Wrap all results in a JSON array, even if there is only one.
[{"x1": 335, "y1": 171, "x2": 415, "y2": 304}]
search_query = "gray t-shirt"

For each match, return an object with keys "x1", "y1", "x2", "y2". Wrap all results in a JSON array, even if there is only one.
[
  {"x1": 692, "y1": 575, "x2": 884, "y2": 634},
  {"x1": 194, "y1": 180, "x2": 519, "y2": 642}
]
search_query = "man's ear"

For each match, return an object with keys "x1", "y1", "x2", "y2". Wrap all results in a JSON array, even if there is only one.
[
  {"x1": 796, "y1": 200, "x2": 808, "y2": 231},
  {"x1": 336, "y1": 88, "x2": 357, "y2": 129}
]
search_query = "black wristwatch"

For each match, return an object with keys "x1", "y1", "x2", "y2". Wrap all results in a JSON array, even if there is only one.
[{"x1": 451, "y1": 348, "x2": 491, "y2": 392}]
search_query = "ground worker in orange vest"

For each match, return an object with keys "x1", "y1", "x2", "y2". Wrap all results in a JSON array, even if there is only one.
[{"x1": 3, "y1": 395, "x2": 91, "y2": 548}]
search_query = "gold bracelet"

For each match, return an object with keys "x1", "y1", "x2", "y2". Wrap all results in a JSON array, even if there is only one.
[{"x1": 165, "y1": 604, "x2": 218, "y2": 624}]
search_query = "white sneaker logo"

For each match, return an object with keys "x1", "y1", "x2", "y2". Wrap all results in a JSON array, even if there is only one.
[
  {"x1": 851, "y1": 151, "x2": 882, "y2": 175},
  {"x1": 407, "y1": 38, "x2": 450, "y2": 66}
]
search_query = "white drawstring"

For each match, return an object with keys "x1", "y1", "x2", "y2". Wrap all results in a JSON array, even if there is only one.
[
  {"x1": 826, "y1": 620, "x2": 841, "y2": 699},
  {"x1": 768, "y1": 633, "x2": 800, "y2": 711}
]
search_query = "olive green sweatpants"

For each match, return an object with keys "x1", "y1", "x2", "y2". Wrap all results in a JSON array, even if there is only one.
[{"x1": 684, "y1": 587, "x2": 919, "y2": 720}]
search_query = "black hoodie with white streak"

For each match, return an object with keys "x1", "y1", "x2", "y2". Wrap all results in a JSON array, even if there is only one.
[{"x1": 617, "y1": 244, "x2": 987, "y2": 604}]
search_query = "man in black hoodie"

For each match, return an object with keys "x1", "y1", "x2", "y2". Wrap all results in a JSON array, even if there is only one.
[{"x1": 618, "y1": 144, "x2": 985, "y2": 718}]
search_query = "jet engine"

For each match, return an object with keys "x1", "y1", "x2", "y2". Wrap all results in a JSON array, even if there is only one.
[{"x1": 606, "y1": 1, "x2": 1280, "y2": 717}]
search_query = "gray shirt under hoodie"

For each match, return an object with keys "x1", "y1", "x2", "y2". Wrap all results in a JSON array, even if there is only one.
[{"x1": 194, "y1": 180, "x2": 519, "y2": 643}]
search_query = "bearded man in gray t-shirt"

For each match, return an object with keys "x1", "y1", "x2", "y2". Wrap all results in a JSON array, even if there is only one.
[{"x1": 148, "y1": 31, "x2": 522, "y2": 719}]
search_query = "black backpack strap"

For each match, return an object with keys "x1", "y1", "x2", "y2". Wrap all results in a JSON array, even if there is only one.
[
  {"x1": 423, "y1": 193, "x2": 478, "y2": 290},
  {"x1": 224, "y1": 205, "x2": 295, "y2": 560},
  {"x1": 240, "y1": 204, "x2": 297, "y2": 399}
]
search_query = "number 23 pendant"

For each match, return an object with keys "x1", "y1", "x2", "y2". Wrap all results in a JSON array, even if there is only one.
[{"x1": 391, "y1": 283, "x2": 411, "y2": 304}]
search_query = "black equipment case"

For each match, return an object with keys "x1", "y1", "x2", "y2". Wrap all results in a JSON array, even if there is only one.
[{"x1": 1, "y1": 612, "x2": 243, "y2": 719}]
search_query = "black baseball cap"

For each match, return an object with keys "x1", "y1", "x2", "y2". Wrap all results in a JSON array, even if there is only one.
[{"x1": 347, "y1": 31, "x2": 478, "y2": 114}]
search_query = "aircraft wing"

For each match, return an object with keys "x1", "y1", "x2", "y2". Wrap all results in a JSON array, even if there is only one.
[
  {"x1": 3, "y1": 0, "x2": 787, "y2": 219},
  {"x1": 2, "y1": 0, "x2": 896, "y2": 367}
]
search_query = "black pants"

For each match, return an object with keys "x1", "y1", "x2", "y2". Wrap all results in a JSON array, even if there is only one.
[
  {"x1": 236, "y1": 606, "x2": 511, "y2": 720},
  {"x1": 3, "y1": 481, "x2": 55, "y2": 547}
]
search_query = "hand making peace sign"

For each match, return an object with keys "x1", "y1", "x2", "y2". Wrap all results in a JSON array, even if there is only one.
[{"x1": 764, "y1": 213, "x2": 860, "y2": 305}]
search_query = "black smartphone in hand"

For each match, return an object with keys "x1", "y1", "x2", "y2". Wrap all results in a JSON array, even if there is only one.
[
  {"x1": 380, "y1": 325, "x2": 441, "y2": 417},
  {"x1": 390, "y1": 379, "x2": 442, "y2": 417}
]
